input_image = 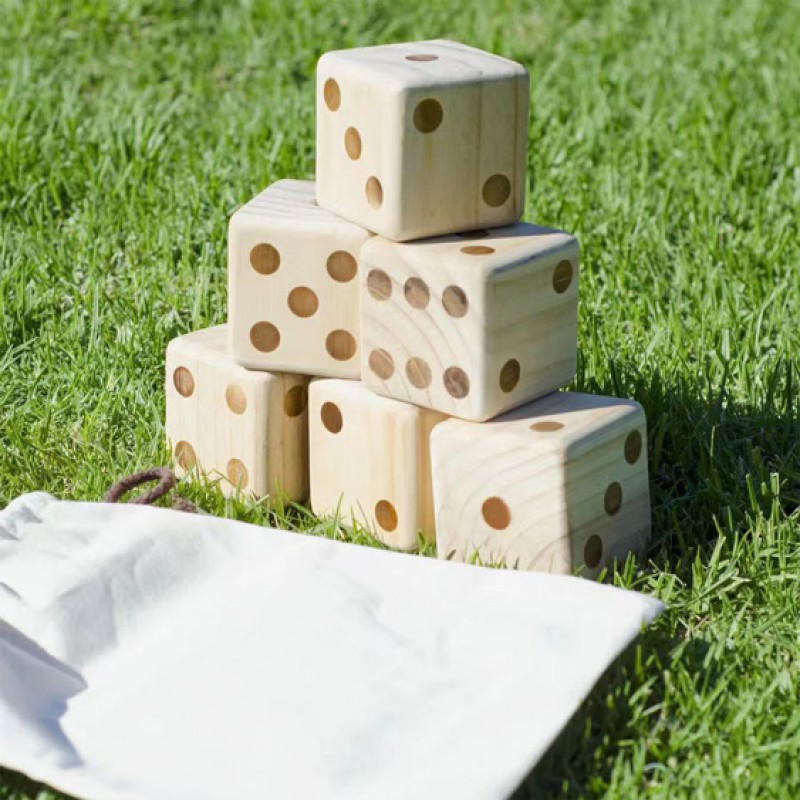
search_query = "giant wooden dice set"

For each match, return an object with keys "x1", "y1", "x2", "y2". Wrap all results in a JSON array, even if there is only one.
[{"x1": 165, "y1": 41, "x2": 651, "y2": 577}]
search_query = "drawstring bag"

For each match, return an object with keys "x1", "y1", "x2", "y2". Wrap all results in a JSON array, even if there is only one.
[{"x1": 0, "y1": 491, "x2": 662, "y2": 800}]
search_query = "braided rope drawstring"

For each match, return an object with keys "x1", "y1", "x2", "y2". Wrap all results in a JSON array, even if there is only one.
[{"x1": 105, "y1": 468, "x2": 197, "y2": 513}]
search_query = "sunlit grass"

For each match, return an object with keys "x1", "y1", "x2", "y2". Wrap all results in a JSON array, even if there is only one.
[{"x1": 1, "y1": 0, "x2": 798, "y2": 796}]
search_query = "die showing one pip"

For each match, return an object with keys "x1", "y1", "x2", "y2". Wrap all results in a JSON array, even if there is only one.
[
  {"x1": 431, "y1": 392, "x2": 651, "y2": 578},
  {"x1": 360, "y1": 223, "x2": 579, "y2": 422},
  {"x1": 316, "y1": 39, "x2": 529, "y2": 241},
  {"x1": 228, "y1": 180, "x2": 371, "y2": 379},
  {"x1": 165, "y1": 325, "x2": 309, "y2": 499},
  {"x1": 309, "y1": 379, "x2": 446, "y2": 550}
]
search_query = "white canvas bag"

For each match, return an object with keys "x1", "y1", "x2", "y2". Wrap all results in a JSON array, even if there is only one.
[{"x1": 0, "y1": 492, "x2": 662, "y2": 800}]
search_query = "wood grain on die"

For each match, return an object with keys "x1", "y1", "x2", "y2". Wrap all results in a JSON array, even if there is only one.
[
  {"x1": 360, "y1": 223, "x2": 580, "y2": 421},
  {"x1": 316, "y1": 39, "x2": 529, "y2": 241},
  {"x1": 228, "y1": 180, "x2": 371, "y2": 378},
  {"x1": 165, "y1": 325, "x2": 309, "y2": 500},
  {"x1": 309, "y1": 379, "x2": 445, "y2": 550},
  {"x1": 431, "y1": 392, "x2": 651, "y2": 579}
]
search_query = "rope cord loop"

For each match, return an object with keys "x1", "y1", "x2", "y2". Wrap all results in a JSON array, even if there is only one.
[
  {"x1": 105, "y1": 468, "x2": 198, "y2": 513},
  {"x1": 105, "y1": 468, "x2": 177, "y2": 506}
]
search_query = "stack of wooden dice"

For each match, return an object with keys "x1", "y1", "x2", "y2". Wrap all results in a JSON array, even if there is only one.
[{"x1": 165, "y1": 40, "x2": 651, "y2": 577}]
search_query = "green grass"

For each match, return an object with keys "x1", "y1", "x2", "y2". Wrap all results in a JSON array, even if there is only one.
[{"x1": 1, "y1": 0, "x2": 799, "y2": 796}]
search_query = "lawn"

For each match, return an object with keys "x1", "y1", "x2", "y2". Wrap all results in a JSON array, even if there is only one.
[{"x1": 1, "y1": 0, "x2": 799, "y2": 796}]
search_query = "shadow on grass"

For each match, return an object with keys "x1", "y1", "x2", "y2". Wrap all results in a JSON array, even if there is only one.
[
  {"x1": 511, "y1": 358, "x2": 799, "y2": 797},
  {"x1": 510, "y1": 626, "x2": 717, "y2": 799}
]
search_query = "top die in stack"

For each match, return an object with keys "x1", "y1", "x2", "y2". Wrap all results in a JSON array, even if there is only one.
[{"x1": 316, "y1": 40, "x2": 530, "y2": 241}]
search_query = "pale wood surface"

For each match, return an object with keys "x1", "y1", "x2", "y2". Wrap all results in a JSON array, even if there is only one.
[
  {"x1": 360, "y1": 223, "x2": 579, "y2": 422},
  {"x1": 309, "y1": 379, "x2": 446, "y2": 550},
  {"x1": 316, "y1": 39, "x2": 529, "y2": 241},
  {"x1": 228, "y1": 179, "x2": 371, "y2": 378},
  {"x1": 431, "y1": 391, "x2": 651, "y2": 578},
  {"x1": 165, "y1": 325, "x2": 309, "y2": 500}
]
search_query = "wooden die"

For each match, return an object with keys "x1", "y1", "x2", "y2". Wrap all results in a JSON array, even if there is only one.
[
  {"x1": 316, "y1": 40, "x2": 529, "y2": 241},
  {"x1": 228, "y1": 180, "x2": 371, "y2": 379},
  {"x1": 309, "y1": 379, "x2": 445, "y2": 550},
  {"x1": 431, "y1": 392, "x2": 651, "y2": 577},
  {"x1": 165, "y1": 326, "x2": 309, "y2": 499},
  {"x1": 360, "y1": 223, "x2": 579, "y2": 421}
]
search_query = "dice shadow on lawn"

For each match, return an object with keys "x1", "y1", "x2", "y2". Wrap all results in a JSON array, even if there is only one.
[{"x1": 510, "y1": 360, "x2": 799, "y2": 797}]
